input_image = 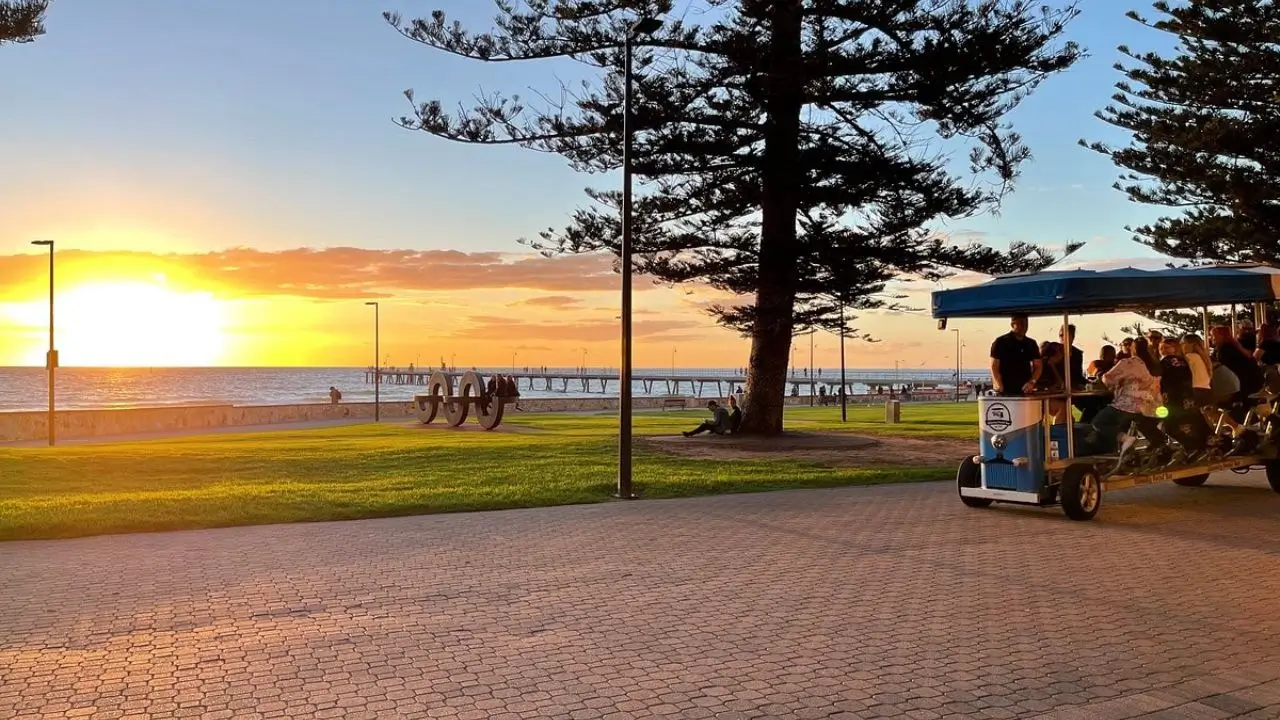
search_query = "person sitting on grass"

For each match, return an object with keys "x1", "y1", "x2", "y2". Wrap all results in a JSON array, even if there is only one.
[
  {"x1": 727, "y1": 395, "x2": 743, "y2": 433},
  {"x1": 683, "y1": 400, "x2": 731, "y2": 437}
]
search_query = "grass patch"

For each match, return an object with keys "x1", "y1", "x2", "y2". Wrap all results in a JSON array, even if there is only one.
[{"x1": 0, "y1": 402, "x2": 975, "y2": 541}]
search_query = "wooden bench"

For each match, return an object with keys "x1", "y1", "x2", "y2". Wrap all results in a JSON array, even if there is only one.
[{"x1": 660, "y1": 397, "x2": 688, "y2": 411}]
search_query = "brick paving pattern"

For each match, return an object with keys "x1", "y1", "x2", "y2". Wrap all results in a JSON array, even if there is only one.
[{"x1": 2, "y1": 471, "x2": 1279, "y2": 719}]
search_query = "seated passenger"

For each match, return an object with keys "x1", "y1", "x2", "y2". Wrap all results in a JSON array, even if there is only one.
[
  {"x1": 1253, "y1": 324, "x2": 1280, "y2": 393},
  {"x1": 1116, "y1": 337, "x2": 1135, "y2": 360},
  {"x1": 1211, "y1": 325, "x2": 1263, "y2": 424},
  {"x1": 1181, "y1": 335, "x2": 1214, "y2": 406},
  {"x1": 683, "y1": 400, "x2": 731, "y2": 437},
  {"x1": 1036, "y1": 341, "x2": 1068, "y2": 423},
  {"x1": 1158, "y1": 339, "x2": 1209, "y2": 457},
  {"x1": 727, "y1": 395, "x2": 743, "y2": 433},
  {"x1": 1085, "y1": 337, "x2": 1165, "y2": 454},
  {"x1": 1087, "y1": 345, "x2": 1117, "y2": 381}
]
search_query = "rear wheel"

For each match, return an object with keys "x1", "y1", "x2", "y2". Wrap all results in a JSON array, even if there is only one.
[
  {"x1": 1060, "y1": 464, "x2": 1102, "y2": 521},
  {"x1": 957, "y1": 456, "x2": 992, "y2": 508},
  {"x1": 1266, "y1": 462, "x2": 1280, "y2": 494},
  {"x1": 1173, "y1": 474, "x2": 1209, "y2": 487}
]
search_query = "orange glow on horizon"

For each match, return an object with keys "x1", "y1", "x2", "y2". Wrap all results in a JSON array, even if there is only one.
[
  {"x1": 4, "y1": 280, "x2": 231, "y2": 367},
  {"x1": 0, "y1": 248, "x2": 1149, "y2": 369}
]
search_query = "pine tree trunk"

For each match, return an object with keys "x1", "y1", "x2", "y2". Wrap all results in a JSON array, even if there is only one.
[
  {"x1": 740, "y1": 284, "x2": 796, "y2": 435},
  {"x1": 738, "y1": 0, "x2": 803, "y2": 437}
]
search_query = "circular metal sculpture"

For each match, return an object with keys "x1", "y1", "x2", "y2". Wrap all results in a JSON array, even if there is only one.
[
  {"x1": 447, "y1": 371, "x2": 481, "y2": 426},
  {"x1": 412, "y1": 371, "x2": 510, "y2": 431},
  {"x1": 414, "y1": 371, "x2": 454, "y2": 424},
  {"x1": 473, "y1": 375, "x2": 506, "y2": 430}
]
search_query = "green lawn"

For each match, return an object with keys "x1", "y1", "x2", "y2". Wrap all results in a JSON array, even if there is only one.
[{"x1": 0, "y1": 403, "x2": 976, "y2": 541}]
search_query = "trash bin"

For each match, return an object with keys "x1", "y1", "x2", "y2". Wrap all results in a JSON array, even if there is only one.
[{"x1": 885, "y1": 399, "x2": 901, "y2": 424}]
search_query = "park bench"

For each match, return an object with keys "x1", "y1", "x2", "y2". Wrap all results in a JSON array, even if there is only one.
[{"x1": 660, "y1": 396, "x2": 688, "y2": 411}]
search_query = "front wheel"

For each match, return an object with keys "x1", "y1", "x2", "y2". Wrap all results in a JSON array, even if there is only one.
[
  {"x1": 1173, "y1": 474, "x2": 1209, "y2": 487},
  {"x1": 1266, "y1": 461, "x2": 1280, "y2": 494},
  {"x1": 957, "y1": 456, "x2": 993, "y2": 508},
  {"x1": 1060, "y1": 464, "x2": 1102, "y2": 521}
]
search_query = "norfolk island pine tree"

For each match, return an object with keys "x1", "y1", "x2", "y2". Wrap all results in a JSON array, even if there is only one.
[
  {"x1": 385, "y1": 0, "x2": 1083, "y2": 434},
  {"x1": 1083, "y1": 0, "x2": 1280, "y2": 330}
]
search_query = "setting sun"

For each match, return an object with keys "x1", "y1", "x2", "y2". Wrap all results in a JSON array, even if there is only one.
[{"x1": 7, "y1": 281, "x2": 230, "y2": 367}]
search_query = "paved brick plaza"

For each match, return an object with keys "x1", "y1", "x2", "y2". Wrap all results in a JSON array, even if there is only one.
[{"x1": 3, "y1": 474, "x2": 1280, "y2": 719}]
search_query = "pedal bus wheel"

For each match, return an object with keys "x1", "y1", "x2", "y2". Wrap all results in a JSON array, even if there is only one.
[
  {"x1": 957, "y1": 456, "x2": 992, "y2": 508},
  {"x1": 1173, "y1": 474, "x2": 1209, "y2": 487},
  {"x1": 1060, "y1": 464, "x2": 1101, "y2": 521},
  {"x1": 1267, "y1": 461, "x2": 1280, "y2": 494}
]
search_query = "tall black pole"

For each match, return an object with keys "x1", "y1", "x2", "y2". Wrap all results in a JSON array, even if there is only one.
[
  {"x1": 616, "y1": 16, "x2": 661, "y2": 498},
  {"x1": 366, "y1": 301, "x2": 380, "y2": 421},
  {"x1": 954, "y1": 329, "x2": 961, "y2": 403},
  {"x1": 809, "y1": 329, "x2": 814, "y2": 406},
  {"x1": 48, "y1": 245, "x2": 54, "y2": 445},
  {"x1": 618, "y1": 30, "x2": 636, "y2": 499},
  {"x1": 31, "y1": 240, "x2": 55, "y2": 446},
  {"x1": 839, "y1": 300, "x2": 847, "y2": 422}
]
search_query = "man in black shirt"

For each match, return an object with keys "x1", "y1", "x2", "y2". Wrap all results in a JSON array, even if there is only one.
[
  {"x1": 990, "y1": 314, "x2": 1042, "y2": 395},
  {"x1": 1060, "y1": 323, "x2": 1106, "y2": 421},
  {"x1": 1059, "y1": 324, "x2": 1087, "y2": 389}
]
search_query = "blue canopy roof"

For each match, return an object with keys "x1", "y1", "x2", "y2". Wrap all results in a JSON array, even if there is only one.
[{"x1": 932, "y1": 265, "x2": 1280, "y2": 319}]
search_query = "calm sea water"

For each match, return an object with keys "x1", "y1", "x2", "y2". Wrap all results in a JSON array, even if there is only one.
[{"x1": 0, "y1": 366, "x2": 984, "y2": 412}]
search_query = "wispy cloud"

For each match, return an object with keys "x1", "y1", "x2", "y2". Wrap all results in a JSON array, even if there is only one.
[
  {"x1": 0, "y1": 247, "x2": 657, "y2": 300},
  {"x1": 510, "y1": 295, "x2": 582, "y2": 309},
  {"x1": 453, "y1": 314, "x2": 704, "y2": 342}
]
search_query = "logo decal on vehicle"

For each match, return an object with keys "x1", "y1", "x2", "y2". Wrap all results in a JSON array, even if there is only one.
[{"x1": 985, "y1": 402, "x2": 1012, "y2": 432}]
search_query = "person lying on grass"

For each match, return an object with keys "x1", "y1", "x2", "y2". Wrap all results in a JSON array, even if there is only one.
[{"x1": 683, "y1": 400, "x2": 731, "y2": 437}]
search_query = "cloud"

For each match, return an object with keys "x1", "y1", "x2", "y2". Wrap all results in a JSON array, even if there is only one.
[
  {"x1": 453, "y1": 314, "x2": 706, "y2": 342},
  {"x1": 0, "y1": 247, "x2": 656, "y2": 300},
  {"x1": 510, "y1": 295, "x2": 582, "y2": 309}
]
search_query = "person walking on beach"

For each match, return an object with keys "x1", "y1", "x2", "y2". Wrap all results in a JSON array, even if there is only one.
[{"x1": 328, "y1": 386, "x2": 342, "y2": 404}]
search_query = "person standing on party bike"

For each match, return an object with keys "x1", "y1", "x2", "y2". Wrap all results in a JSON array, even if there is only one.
[{"x1": 989, "y1": 314, "x2": 1042, "y2": 396}]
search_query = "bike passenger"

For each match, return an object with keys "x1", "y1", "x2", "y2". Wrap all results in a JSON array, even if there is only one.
[
  {"x1": 1158, "y1": 338, "x2": 1210, "y2": 459},
  {"x1": 989, "y1": 314, "x2": 1042, "y2": 396},
  {"x1": 1211, "y1": 325, "x2": 1264, "y2": 424},
  {"x1": 1083, "y1": 337, "x2": 1166, "y2": 454}
]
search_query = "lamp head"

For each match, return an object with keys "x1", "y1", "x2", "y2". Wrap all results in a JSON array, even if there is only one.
[
  {"x1": 630, "y1": 17, "x2": 663, "y2": 37},
  {"x1": 31, "y1": 240, "x2": 53, "y2": 246},
  {"x1": 365, "y1": 301, "x2": 378, "y2": 306}
]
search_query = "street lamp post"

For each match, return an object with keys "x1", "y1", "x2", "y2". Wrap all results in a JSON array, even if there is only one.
[
  {"x1": 671, "y1": 346, "x2": 677, "y2": 374},
  {"x1": 365, "y1": 301, "x2": 380, "y2": 421},
  {"x1": 618, "y1": 15, "x2": 664, "y2": 501},
  {"x1": 809, "y1": 330, "x2": 815, "y2": 406},
  {"x1": 512, "y1": 350, "x2": 518, "y2": 374},
  {"x1": 31, "y1": 240, "x2": 55, "y2": 446},
  {"x1": 952, "y1": 329, "x2": 961, "y2": 402},
  {"x1": 839, "y1": 300, "x2": 848, "y2": 422}
]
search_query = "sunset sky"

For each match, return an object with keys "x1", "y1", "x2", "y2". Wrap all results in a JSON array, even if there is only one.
[{"x1": 0, "y1": 0, "x2": 1177, "y2": 369}]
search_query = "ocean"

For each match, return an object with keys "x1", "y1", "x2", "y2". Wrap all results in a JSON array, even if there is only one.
[{"x1": 0, "y1": 366, "x2": 986, "y2": 412}]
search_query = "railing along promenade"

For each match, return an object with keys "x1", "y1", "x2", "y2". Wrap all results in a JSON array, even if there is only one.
[{"x1": 362, "y1": 368, "x2": 989, "y2": 398}]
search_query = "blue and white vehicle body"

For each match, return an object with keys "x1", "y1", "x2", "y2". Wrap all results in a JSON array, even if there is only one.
[{"x1": 967, "y1": 396, "x2": 1051, "y2": 505}]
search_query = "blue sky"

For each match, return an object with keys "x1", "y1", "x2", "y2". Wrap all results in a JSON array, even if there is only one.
[
  {"x1": 0, "y1": 1, "x2": 1186, "y2": 368},
  {"x1": 1, "y1": 0, "x2": 1172, "y2": 261}
]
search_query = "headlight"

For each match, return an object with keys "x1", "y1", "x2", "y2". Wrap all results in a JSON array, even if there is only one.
[{"x1": 991, "y1": 434, "x2": 1007, "y2": 450}]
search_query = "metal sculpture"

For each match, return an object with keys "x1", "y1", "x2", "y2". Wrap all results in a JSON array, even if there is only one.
[{"x1": 413, "y1": 371, "x2": 511, "y2": 430}]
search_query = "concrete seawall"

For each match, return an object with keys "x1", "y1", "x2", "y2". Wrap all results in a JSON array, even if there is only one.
[{"x1": 0, "y1": 392, "x2": 955, "y2": 443}]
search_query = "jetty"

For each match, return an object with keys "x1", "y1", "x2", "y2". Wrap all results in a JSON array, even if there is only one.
[{"x1": 362, "y1": 368, "x2": 989, "y2": 399}]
